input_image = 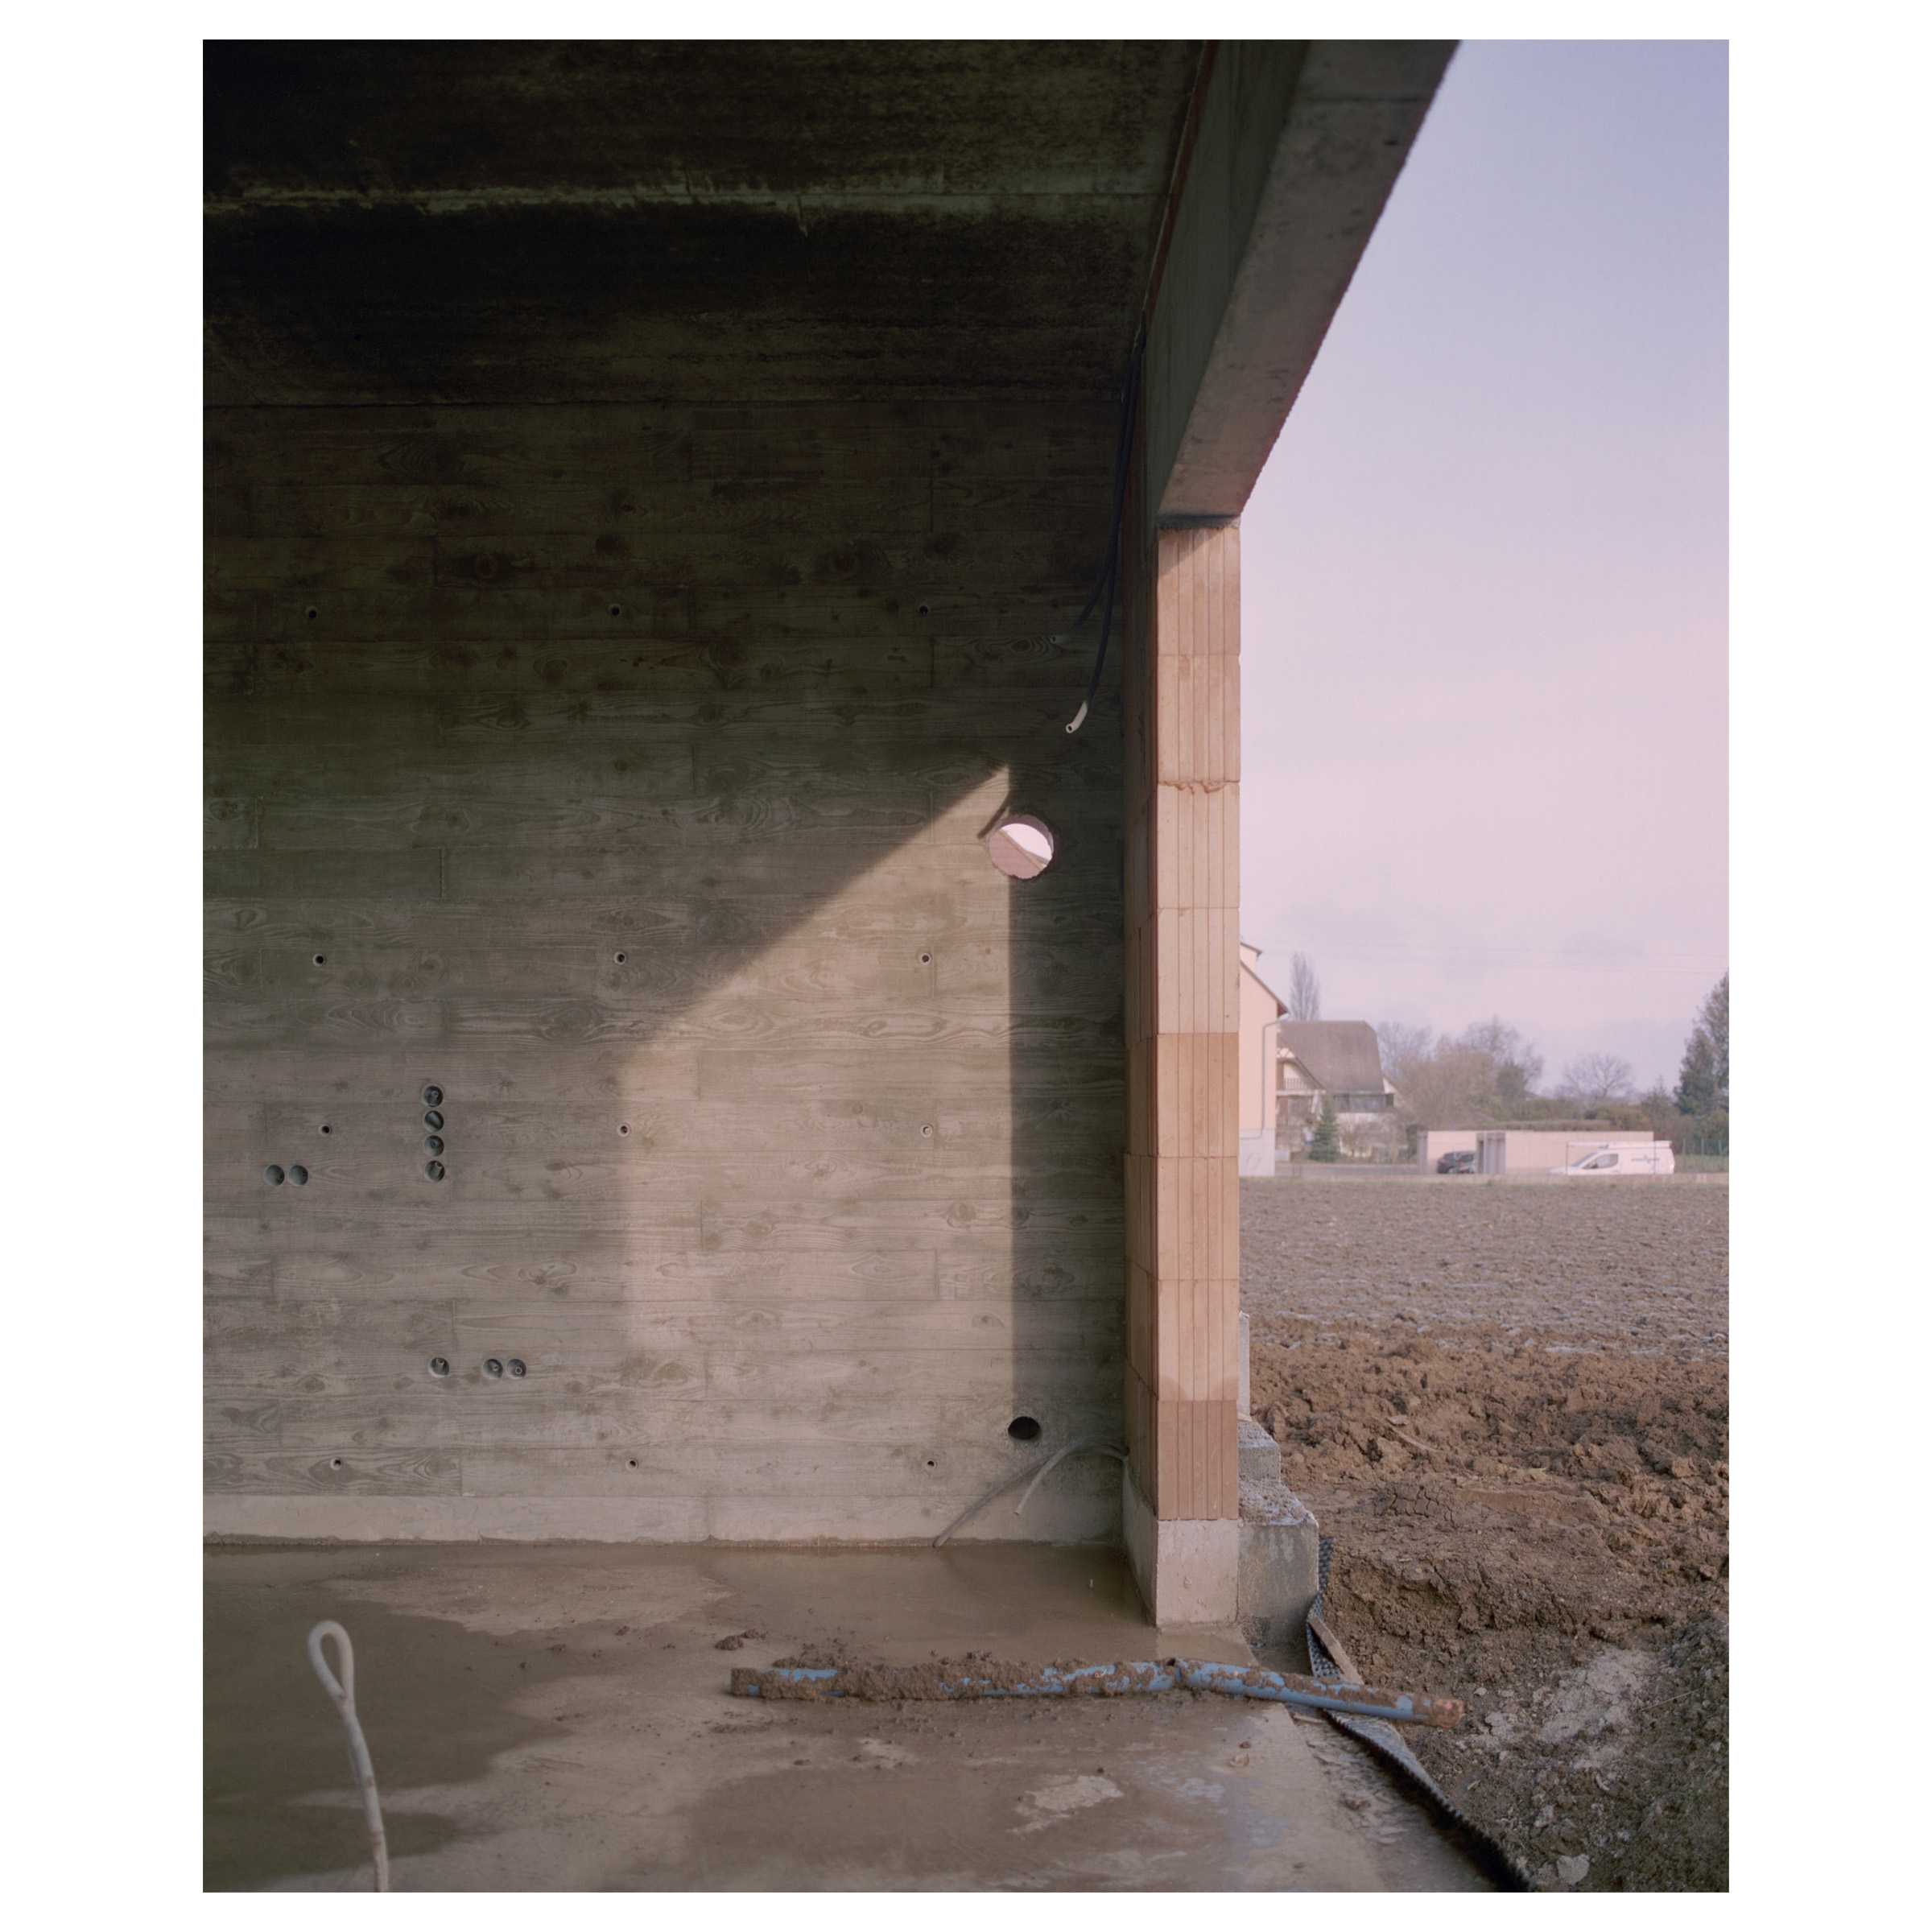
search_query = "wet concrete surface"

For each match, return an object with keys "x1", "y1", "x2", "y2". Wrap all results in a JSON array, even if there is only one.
[{"x1": 205, "y1": 1541, "x2": 1492, "y2": 1892}]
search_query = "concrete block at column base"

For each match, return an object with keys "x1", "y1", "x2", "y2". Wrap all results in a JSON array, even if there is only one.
[
  {"x1": 1122, "y1": 1469, "x2": 1240, "y2": 1628},
  {"x1": 1237, "y1": 1477, "x2": 1319, "y2": 1657},
  {"x1": 1238, "y1": 1414, "x2": 1280, "y2": 1483}
]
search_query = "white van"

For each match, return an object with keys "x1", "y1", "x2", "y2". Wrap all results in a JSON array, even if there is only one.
[{"x1": 1551, "y1": 1143, "x2": 1676, "y2": 1177}]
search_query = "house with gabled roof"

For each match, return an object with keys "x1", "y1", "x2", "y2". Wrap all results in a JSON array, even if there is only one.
[
  {"x1": 1275, "y1": 1022, "x2": 1399, "y2": 1151},
  {"x1": 1239, "y1": 942, "x2": 1287, "y2": 1176}
]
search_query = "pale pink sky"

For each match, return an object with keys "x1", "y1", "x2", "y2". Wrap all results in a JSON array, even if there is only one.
[{"x1": 1240, "y1": 39, "x2": 1728, "y2": 1095}]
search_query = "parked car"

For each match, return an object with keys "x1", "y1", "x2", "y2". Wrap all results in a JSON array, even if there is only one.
[
  {"x1": 1435, "y1": 1149, "x2": 1478, "y2": 1174},
  {"x1": 1550, "y1": 1144, "x2": 1676, "y2": 1177}
]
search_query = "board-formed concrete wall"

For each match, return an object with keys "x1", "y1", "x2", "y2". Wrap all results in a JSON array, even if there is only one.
[{"x1": 204, "y1": 398, "x2": 1129, "y2": 1542}]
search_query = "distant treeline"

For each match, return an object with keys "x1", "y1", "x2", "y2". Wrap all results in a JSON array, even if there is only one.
[{"x1": 1368, "y1": 973, "x2": 1728, "y2": 1158}]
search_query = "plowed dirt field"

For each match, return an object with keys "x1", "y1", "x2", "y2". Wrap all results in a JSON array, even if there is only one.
[{"x1": 1242, "y1": 1174, "x2": 1728, "y2": 1893}]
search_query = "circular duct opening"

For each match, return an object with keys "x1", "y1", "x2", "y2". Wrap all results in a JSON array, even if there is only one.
[{"x1": 988, "y1": 816, "x2": 1055, "y2": 880}]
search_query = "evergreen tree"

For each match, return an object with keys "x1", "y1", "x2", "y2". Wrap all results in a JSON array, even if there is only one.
[
  {"x1": 1675, "y1": 972, "x2": 1729, "y2": 1115},
  {"x1": 1309, "y1": 1094, "x2": 1341, "y2": 1162}
]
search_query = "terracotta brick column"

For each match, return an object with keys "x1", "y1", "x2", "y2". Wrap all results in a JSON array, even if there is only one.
[{"x1": 1121, "y1": 518, "x2": 1241, "y2": 1624}]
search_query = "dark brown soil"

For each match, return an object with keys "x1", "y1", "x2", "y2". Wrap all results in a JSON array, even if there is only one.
[{"x1": 1242, "y1": 1177, "x2": 1728, "y2": 1892}]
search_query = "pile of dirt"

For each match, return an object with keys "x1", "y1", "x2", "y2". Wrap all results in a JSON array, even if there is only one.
[{"x1": 1242, "y1": 1181, "x2": 1728, "y2": 1891}]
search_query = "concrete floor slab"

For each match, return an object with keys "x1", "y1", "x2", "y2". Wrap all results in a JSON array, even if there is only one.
[{"x1": 205, "y1": 1542, "x2": 1491, "y2": 1892}]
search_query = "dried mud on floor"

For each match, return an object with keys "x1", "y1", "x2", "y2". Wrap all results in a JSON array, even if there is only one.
[{"x1": 1242, "y1": 1178, "x2": 1728, "y2": 1892}]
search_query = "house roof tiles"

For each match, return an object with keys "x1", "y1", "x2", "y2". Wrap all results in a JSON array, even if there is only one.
[{"x1": 1278, "y1": 1021, "x2": 1390, "y2": 1096}]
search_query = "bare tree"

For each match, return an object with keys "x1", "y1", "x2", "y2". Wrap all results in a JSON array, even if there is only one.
[
  {"x1": 1373, "y1": 1022, "x2": 1434, "y2": 1088},
  {"x1": 1456, "y1": 1018, "x2": 1543, "y2": 1101},
  {"x1": 1558, "y1": 1051, "x2": 1637, "y2": 1110},
  {"x1": 1287, "y1": 952, "x2": 1322, "y2": 1022},
  {"x1": 1386, "y1": 1015, "x2": 1550, "y2": 1128}
]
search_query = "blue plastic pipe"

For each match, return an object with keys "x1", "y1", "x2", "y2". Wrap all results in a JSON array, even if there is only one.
[{"x1": 729, "y1": 1657, "x2": 1462, "y2": 1728}]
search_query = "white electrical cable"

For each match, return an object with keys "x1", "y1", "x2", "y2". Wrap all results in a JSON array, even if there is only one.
[
  {"x1": 931, "y1": 1438, "x2": 1129, "y2": 1546},
  {"x1": 307, "y1": 1620, "x2": 390, "y2": 1892},
  {"x1": 1012, "y1": 1438, "x2": 1129, "y2": 1515}
]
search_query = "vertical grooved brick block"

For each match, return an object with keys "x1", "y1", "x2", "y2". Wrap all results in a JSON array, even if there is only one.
[{"x1": 1123, "y1": 522, "x2": 1241, "y2": 1524}]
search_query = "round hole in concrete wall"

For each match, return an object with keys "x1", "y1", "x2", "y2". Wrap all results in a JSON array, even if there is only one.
[
  {"x1": 918, "y1": 603, "x2": 931, "y2": 617},
  {"x1": 507, "y1": 1359, "x2": 526, "y2": 1377},
  {"x1": 1007, "y1": 1415, "x2": 1042, "y2": 1442},
  {"x1": 423, "y1": 1135, "x2": 444, "y2": 1154},
  {"x1": 627, "y1": 1458, "x2": 639, "y2": 1468},
  {"x1": 919, "y1": 952, "x2": 932, "y2": 965},
  {"x1": 429, "y1": 1357, "x2": 450, "y2": 1377},
  {"x1": 312, "y1": 954, "x2": 327, "y2": 966},
  {"x1": 618, "y1": 1124, "x2": 630, "y2": 1135},
  {"x1": 614, "y1": 952, "x2": 627, "y2": 964},
  {"x1": 424, "y1": 1160, "x2": 446, "y2": 1182},
  {"x1": 423, "y1": 1110, "x2": 444, "y2": 1130},
  {"x1": 484, "y1": 1358, "x2": 504, "y2": 1378},
  {"x1": 287, "y1": 1165, "x2": 308, "y2": 1186},
  {"x1": 422, "y1": 1086, "x2": 444, "y2": 1106},
  {"x1": 305, "y1": 607, "x2": 319, "y2": 621},
  {"x1": 921, "y1": 1125, "x2": 933, "y2": 1137},
  {"x1": 988, "y1": 815, "x2": 1055, "y2": 880},
  {"x1": 262, "y1": 1165, "x2": 285, "y2": 1186},
  {"x1": 319, "y1": 1124, "x2": 332, "y2": 1135},
  {"x1": 609, "y1": 604, "x2": 622, "y2": 617},
  {"x1": 331, "y1": 1457, "x2": 343, "y2": 1468}
]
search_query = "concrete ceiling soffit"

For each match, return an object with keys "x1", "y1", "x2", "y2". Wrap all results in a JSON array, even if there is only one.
[
  {"x1": 202, "y1": 41, "x2": 1200, "y2": 407},
  {"x1": 1144, "y1": 40, "x2": 1457, "y2": 528}
]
